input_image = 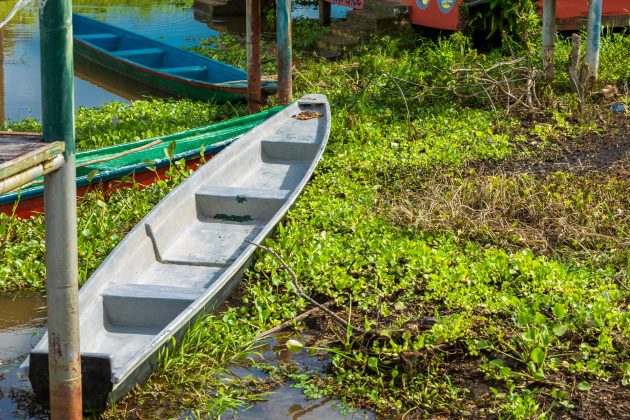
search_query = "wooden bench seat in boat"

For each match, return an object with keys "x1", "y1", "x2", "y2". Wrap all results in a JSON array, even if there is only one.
[
  {"x1": 75, "y1": 33, "x2": 119, "y2": 50},
  {"x1": 76, "y1": 33, "x2": 118, "y2": 41},
  {"x1": 161, "y1": 66, "x2": 208, "y2": 79},
  {"x1": 112, "y1": 48, "x2": 165, "y2": 66}
]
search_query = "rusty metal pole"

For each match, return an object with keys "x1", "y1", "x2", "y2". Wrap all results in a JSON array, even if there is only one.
[
  {"x1": 277, "y1": 0, "x2": 292, "y2": 104},
  {"x1": 541, "y1": 0, "x2": 556, "y2": 81},
  {"x1": 246, "y1": 0, "x2": 261, "y2": 113},
  {"x1": 40, "y1": 0, "x2": 82, "y2": 417},
  {"x1": 319, "y1": 0, "x2": 331, "y2": 26}
]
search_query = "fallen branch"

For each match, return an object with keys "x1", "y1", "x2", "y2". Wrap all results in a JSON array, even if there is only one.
[
  {"x1": 256, "y1": 302, "x2": 332, "y2": 340},
  {"x1": 246, "y1": 240, "x2": 365, "y2": 335}
]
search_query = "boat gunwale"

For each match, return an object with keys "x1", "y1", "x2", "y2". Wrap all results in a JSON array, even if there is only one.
[{"x1": 72, "y1": 14, "x2": 277, "y2": 95}]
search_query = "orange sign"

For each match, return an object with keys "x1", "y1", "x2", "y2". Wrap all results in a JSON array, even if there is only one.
[{"x1": 326, "y1": 0, "x2": 364, "y2": 9}]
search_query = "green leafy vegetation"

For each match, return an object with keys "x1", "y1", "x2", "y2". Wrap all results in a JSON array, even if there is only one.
[
  {"x1": 0, "y1": 99, "x2": 244, "y2": 291},
  {"x1": 2, "y1": 15, "x2": 629, "y2": 419},
  {"x1": 189, "y1": 17, "x2": 331, "y2": 75},
  {"x1": 3, "y1": 99, "x2": 247, "y2": 151},
  {"x1": 461, "y1": 0, "x2": 536, "y2": 39}
]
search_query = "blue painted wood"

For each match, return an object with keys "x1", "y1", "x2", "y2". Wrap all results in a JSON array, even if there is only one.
[
  {"x1": 73, "y1": 14, "x2": 277, "y2": 102},
  {"x1": 585, "y1": 0, "x2": 602, "y2": 81}
]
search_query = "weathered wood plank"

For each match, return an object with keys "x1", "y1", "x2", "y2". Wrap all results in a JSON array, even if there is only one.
[{"x1": 0, "y1": 135, "x2": 65, "y2": 181}]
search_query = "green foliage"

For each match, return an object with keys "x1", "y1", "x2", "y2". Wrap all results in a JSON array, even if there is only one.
[
  {"x1": 597, "y1": 29, "x2": 630, "y2": 84},
  {"x1": 189, "y1": 18, "x2": 330, "y2": 74},
  {"x1": 462, "y1": 0, "x2": 538, "y2": 39},
  {"x1": 0, "y1": 163, "x2": 192, "y2": 291},
  {"x1": 2, "y1": 98, "x2": 247, "y2": 151}
]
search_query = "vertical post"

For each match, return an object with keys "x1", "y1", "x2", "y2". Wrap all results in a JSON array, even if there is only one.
[
  {"x1": 584, "y1": 0, "x2": 602, "y2": 84},
  {"x1": 277, "y1": 0, "x2": 292, "y2": 105},
  {"x1": 319, "y1": 0, "x2": 331, "y2": 27},
  {"x1": 40, "y1": 0, "x2": 82, "y2": 418},
  {"x1": 246, "y1": 0, "x2": 261, "y2": 113},
  {"x1": 541, "y1": 0, "x2": 556, "y2": 81},
  {"x1": 0, "y1": 29, "x2": 5, "y2": 125}
]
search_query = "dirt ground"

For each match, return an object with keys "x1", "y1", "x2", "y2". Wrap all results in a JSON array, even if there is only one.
[{"x1": 498, "y1": 112, "x2": 629, "y2": 175}]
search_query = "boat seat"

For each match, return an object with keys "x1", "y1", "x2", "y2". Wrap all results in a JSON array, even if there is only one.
[
  {"x1": 112, "y1": 48, "x2": 165, "y2": 66},
  {"x1": 76, "y1": 33, "x2": 120, "y2": 50},
  {"x1": 261, "y1": 139, "x2": 320, "y2": 162},
  {"x1": 102, "y1": 283, "x2": 199, "y2": 329},
  {"x1": 195, "y1": 186, "x2": 290, "y2": 221},
  {"x1": 161, "y1": 65, "x2": 208, "y2": 78}
]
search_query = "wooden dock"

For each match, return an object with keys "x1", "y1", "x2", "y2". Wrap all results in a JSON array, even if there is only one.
[{"x1": 0, "y1": 133, "x2": 64, "y2": 194}]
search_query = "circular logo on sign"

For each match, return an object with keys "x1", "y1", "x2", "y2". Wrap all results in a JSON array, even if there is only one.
[
  {"x1": 415, "y1": 0, "x2": 430, "y2": 10},
  {"x1": 437, "y1": 0, "x2": 457, "y2": 13}
]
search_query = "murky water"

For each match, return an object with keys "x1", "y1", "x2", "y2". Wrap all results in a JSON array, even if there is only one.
[
  {"x1": 221, "y1": 335, "x2": 375, "y2": 419},
  {"x1": 0, "y1": 294, "x2": 46, "y2": 419},
  {"x1": 0, "y1": 0, "x2": 349, "y2": 123}
]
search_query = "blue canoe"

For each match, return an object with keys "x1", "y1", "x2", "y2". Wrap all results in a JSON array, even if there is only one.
[{"x1": 73, "y1": 13, "x2": 276, "y2": 103}]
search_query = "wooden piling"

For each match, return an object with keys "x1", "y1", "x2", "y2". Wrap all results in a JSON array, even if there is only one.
[{"x1": 319, "y1": 0, "x2": 331, "y2": 26}]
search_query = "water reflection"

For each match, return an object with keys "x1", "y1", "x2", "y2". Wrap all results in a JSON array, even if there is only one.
[
  {"x1": 74, "y1": 54, "x2": 169, "y2": 101},
  {"x1": 221, "y1": 335, "x2": 374, "y2": 420},
  {"x1": 0, "y1": 294, "x2": 47, "y2": 419},
  {"x1": 0, "y1": 0, "x2": 349, "y2": 124}
]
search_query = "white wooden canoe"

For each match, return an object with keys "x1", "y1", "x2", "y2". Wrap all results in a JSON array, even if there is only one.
[{"x1": 22, "y1": 94, "x2": 331, "y2": 411}]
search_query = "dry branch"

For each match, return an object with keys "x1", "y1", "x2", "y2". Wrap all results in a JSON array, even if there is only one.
[{"x1": 245, "y1": 240, "x2": 365, "y2": 335}]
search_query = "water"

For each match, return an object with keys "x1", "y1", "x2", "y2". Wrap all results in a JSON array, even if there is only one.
[
  {"x1": 0, "y1": 305, "x2": 373, "y2": 420},
  {"x1": 0, "y1": 0, "x2": 349, "y2": 123},
  {"x1": 220, "y1": 335, "x2": 375, "y2": 419},
  {"x1": 0, "y1": 294, "x2": 47, "y2": 419}
]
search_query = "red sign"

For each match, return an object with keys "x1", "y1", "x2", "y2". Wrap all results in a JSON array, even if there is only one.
[{"x1": 326, "y1": 0, "x2": 364, "y2": 9}]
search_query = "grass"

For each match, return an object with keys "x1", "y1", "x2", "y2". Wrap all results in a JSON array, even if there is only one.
[
  {"x1": 384, "y1": 169, "x2": 630, "y2": 263},
  {"x1": 2, "y1": 16, "x2": 629, "y2": 419}
]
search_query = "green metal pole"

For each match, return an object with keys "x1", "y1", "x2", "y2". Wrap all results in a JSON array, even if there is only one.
[
  {"x1": 39, "y1": 0, "x2": 82, "y2": 417},
  {"x1": 246, "y1": 0, "x2": 262, "y2": 113},
  {"x1": 277, "y1": 0, "x2": 292, "y2": 105}
]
